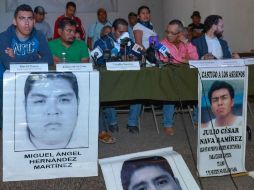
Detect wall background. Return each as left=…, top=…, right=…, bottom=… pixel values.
left=0, top=0, right=253, bottom=52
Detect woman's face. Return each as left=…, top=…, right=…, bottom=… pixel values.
left=138, top=8, right=150, bottom=22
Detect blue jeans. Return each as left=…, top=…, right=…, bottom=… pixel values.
left=128, top=104, right=142, bottom=126
left=103, top=104, right=142, bottom=127
left=104, top=107, right=117, bottom=126
left=163, top=104, right=175, bottom=128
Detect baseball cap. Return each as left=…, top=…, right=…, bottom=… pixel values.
left=191, top=11, right=201, bottom=18
left=34, top=6, right=46, bottom=14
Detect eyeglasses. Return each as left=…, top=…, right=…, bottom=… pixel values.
left=64, top=28, right=76, bottom=34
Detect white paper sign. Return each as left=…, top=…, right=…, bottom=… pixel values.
left=99, top=147, right=200, bottom=190
left=189, top=59, right=245, bottom=68
left=10, top=63, right=49, bottom=72
left=244, top=58, right=254, bottom=65
left=106, top=61, right=140, bottom=71
left=56, top=63, right=93, bottom=72
left=197, top=66, right=248, bottom=177
left=3, top=71, right=99, bottom=181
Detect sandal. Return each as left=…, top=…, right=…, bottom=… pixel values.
left=99, top=131, right=116, bottom=144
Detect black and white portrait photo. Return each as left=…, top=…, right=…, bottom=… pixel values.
left=14, top=72, right=90, bottom=151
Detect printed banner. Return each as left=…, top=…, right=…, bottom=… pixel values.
left=6, top=0, right=118, bottom=12
left=197, top=64, right=248, bottom=177
left=99, top=147, right=200, bottom=190
left=3, top=71, right=99, bottom=181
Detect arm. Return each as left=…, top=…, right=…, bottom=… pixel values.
left=133, top=30, right=145, bottom=49
left=80, top=41, right=90, bottom=63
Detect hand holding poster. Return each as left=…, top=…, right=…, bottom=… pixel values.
left=3, top=71, right=99, bottom=181
left=197, top=63, right=248, bottom=177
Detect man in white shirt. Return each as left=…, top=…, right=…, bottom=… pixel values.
left=192, top=14, right=239, bottom=59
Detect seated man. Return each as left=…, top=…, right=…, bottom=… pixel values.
left=192, top=14, right=239, bottom=59
left=34, top=6, right=52, bottom=41
left=0, top=4, right=53, bottom=129
left=188, top=11, right=204, bottom=40
left=159, top=19, right=198, bottom=135
left=49, top=18, right=89, bottom=64
left=87, top=8, right=112, bottom=50
left=94, top=18, right=141, bottom=141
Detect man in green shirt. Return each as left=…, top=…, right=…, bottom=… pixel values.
left=49, top=17, right=89, bottom=63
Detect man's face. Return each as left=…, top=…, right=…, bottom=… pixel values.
left=166, top=24, right=180, bottom=44
left=128, top=166, right=181, bottom=190
left=60, top=24, right=76, bottom=44
left=98, top=10, right=107, bottom=23
left=214, top=19, right=224, bottom=38
left=113, top=24, right=128, bottom=40
left=66, top=6, right=76, bottom=17
left=34, top=13, right=44, bottom=23
left=211, top=88, right=234, bottom=120
left=192, top=16, right=201, bottom=25
left=13, top=11, right=34, bottom=38
left=25, top=77, right=78, bottom=148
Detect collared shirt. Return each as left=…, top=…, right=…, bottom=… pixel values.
left=160, top=38, right=199, bottom=63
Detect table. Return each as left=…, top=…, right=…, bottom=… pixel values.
left=100, top=65, right=254, bottom=102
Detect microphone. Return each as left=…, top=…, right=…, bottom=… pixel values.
left=90, top=46, right=103, bottom=66
left=111, top=48, right=120, bottom=61
left=118, top=32, right=131, bottom=46
left=103, top=49, right=111, bottom=62
left=131, top=43, right=145, bottom=55
left=155, top=43, right=171, bottom=58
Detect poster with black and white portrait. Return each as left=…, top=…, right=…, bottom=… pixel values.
left=99, top=147, right=200, bottom=190
left=3, top=71, right=99, bottom=181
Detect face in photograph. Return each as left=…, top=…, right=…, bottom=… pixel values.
left=24, top=73, right=79, bottom=149
left=121, top=156, right=181, bottom=190
left=128, top=165, right=181, bottom=190
left=210, top=88, right=234, bottom=120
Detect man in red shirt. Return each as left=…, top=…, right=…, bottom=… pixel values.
left=53, top=1, right=86, bottom=40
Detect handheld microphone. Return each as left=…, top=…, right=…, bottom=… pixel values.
left=155, top=43, right=171, bottom=58
left=103, top=49, right=111, bottom=62
left=131, top=43, right=145, bottom=55
left=90, top=46, right=103, bottom=59
left=118, top=32, right=131, bottom=46
left=111, top=48, right=120, bottom=61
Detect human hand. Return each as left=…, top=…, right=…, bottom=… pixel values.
left=203, top=53, right=216, bottom=60
left=232, top=52, right=240, bottom=59
left=5, top=47, right=15, bottom=58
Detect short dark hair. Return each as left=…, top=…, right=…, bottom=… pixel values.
left=14, top=4, right=33, bottom=18
left=112, top=18, right=128, bottom=30
left=66, top=1, right=76, bottom=9
left=169, top=19, right=184, bottom=32
left=128, top=12, right=137, bottom=18
left=137, top=5, right=150, bottom=15
left=208, top=81, right=235, bottom=103
left=97, top=8, right=107, bottom=15
left=24, top=72, right=79, bottom=105
left=204, top=15, right=222, bottom=33
left=121, top=156, right=177, bottom=190
left=58, top=17, right=77, bottom=30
